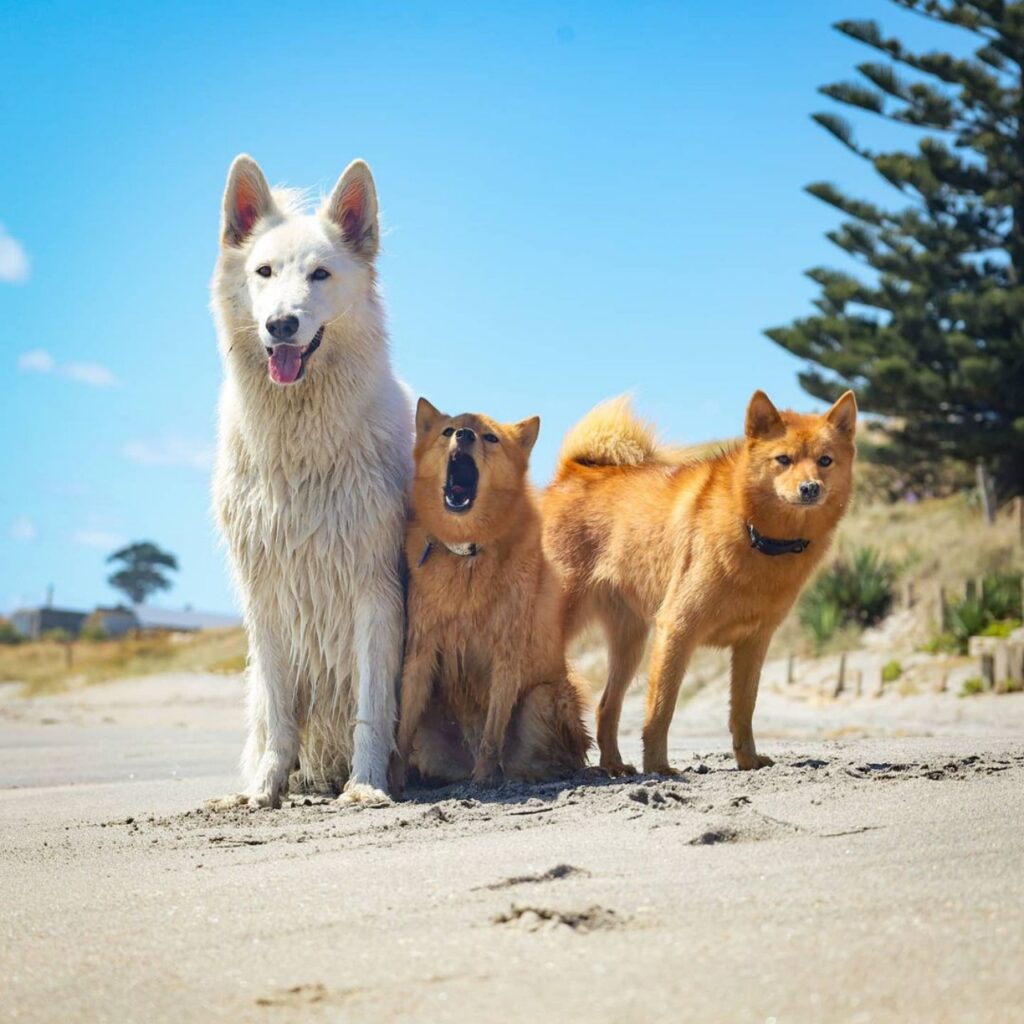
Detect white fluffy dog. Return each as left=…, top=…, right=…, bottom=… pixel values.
left=210, top=155, right=412, bottom=807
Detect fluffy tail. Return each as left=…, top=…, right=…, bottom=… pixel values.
left=556, top=395, right=661, bottom=474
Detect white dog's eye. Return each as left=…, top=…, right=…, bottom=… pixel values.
left=256, top=265, right=272, bottom=278
left=310, top=268, right=331, bottom=281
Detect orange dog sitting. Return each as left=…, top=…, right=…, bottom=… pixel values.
left=395, top=399, right=590, bottom=789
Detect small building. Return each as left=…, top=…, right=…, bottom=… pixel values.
left=132, top=605, right=241, bottom=633
left=83, top=606, right=138, bottom=639
left=10, top=606, right=87, bottom=640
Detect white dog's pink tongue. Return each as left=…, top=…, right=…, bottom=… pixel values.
left=268, top=346, right=303, bottom=384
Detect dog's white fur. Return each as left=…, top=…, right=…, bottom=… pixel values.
left=210, top=155, right=412, bottom=807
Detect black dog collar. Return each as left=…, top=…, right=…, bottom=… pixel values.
left=417, top=538, right=478, bottom=568
left=747, top=521, right=809, bottom=556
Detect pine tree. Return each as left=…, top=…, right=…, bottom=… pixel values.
left=766, top=1, right=1024, bottom=498
left=107, top=541, right=179, bottom=605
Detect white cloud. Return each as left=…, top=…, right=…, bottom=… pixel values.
left=0, top=224, right=29, bottom=284
left=9, top=517, right=37, bottom=542
left=16, top=348, right=119, bottom=387
left=62, top=362, right=119, bottom=387
left=18, top=349, right=55, bottom=373
left=122, top=436, right=213, bottom=472
left=72, top=529, right=126, bottom=550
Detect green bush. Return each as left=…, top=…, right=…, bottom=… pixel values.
left=799, top=547, right=898, bottom=649
left=0, top=619, right=23, bottom=645
left=980, top=572, right=1022, bottom=621
left=79, top=624, right=109, bottom=642
left=881, top=659, right=902, bottom=683
left=960, top=676, right=985, bottom=697
left=40, top=628, right=72, bottom=644
left=943, top=571, right=1023, bottom=653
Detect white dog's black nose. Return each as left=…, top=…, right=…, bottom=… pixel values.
left=266, top=316, right=299, bottom=341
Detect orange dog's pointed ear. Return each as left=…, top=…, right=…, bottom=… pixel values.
left=222, top=155, right=275, bottom=247
left=513, top=416, right=540, bottom=455
left=745, top=391, right=784, bottom=440
left=826, top=390, right=858, bottom=437
left=416, top=397, right=444, bottom=437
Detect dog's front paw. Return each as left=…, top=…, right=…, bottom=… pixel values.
left=598, top=758, right=638, bottom=778
left=735, top=752, right=774, bottom=771
left=338, top=781, right=392, bottom=807
left=205, top=788, right=279, bottom=811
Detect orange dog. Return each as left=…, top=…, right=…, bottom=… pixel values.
left=543, top=390, right=856, bottom=774
left=396, top=399, right=590, bottom=788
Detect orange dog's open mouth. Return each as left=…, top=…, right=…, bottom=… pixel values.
left=444, top=451, right=478, bottom=513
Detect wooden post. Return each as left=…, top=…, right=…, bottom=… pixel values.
left=786, top=652, right=795, bottom=686
left=833, top=653, right=847, bottom=698
left=934, top=583, right=949, bottom=631
left=1015, top=496, right=1024, bottom=548
left=901, top=580, right=916, bottom=609
left=976, top=461, right=996, bottom=525
left=854, top=668, right=863, bottom=697
left=980, top=652, right=995, bottom=690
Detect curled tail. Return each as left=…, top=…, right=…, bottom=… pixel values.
left=555, top=395, right=661, bottom=476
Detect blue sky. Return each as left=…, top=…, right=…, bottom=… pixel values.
left=0, top=0, right=961, bottom=615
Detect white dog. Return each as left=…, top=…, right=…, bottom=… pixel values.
left=210, top=155, right=412, bottom=807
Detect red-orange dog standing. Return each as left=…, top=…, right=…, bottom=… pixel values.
left=543, top=390, right=857, bottom=775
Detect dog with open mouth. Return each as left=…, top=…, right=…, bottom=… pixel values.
left=395, top=399, right=591, bottom=788
left=209, top=155, right=413, bottom=808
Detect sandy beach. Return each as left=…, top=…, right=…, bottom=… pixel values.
left=2, top=669, right=1022, bottom=1024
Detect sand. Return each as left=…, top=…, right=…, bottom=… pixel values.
left=1, top=669, right=1023, bottom=1024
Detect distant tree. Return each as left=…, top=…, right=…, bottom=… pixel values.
left=766, top=1, right=1024, bottom=499
left=107, top=541, right=179, bottom=605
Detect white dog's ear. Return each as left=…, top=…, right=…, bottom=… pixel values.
left=825, top=390, right=858, bottom=437
left=745, top=391, right=785, bottom=440
left=513, top=416, right=541, bottom=456
left=416, top=397, right=444, bottom=437
left=222, top=155, right=275, bottom=247
left=326, top=160, right=379, bottom=259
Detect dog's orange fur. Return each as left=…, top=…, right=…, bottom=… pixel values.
left=543, top=390, right=857, bottom=774
left=396, top=398, right=590, bottom=789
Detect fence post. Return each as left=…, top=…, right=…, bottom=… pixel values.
left=976, top=461, right=996, bottom=525
left=786, top=652, right=795, bottom=686
left=1015, top=496, right=1024, bottom=548
left=834, top=652, right=847, bottom=698
left=934, top=583, right=949, bottom=632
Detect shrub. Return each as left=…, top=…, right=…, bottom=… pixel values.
left=980, top=571, right=1022, bottom=622
left=40, top=628, right=72, bottom=644
left=79, top=623, right=109, bottom=642
left=943, top=571, right=1023, bottom=653
left=0, top=619, right=23, bottom=645
left=881, top=659, right=902, bottom=683
left=799, top=547, right=899, bottom=649
left=960, top=676, right=985, bottom=697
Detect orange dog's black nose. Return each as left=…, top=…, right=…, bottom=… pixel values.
left=799, top=480, right=821, bottom=502
left=455, top=427, right=476, bottom=445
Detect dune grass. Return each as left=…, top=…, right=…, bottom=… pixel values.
left=0, top=628, right=247, bottom=696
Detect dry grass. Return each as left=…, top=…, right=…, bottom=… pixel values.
left=0, top=628, right=247, bottom=696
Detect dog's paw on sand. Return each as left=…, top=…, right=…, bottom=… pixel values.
left=494, top=904, right=624, bottom=934
left=205, top=793, right=276, bottom=812
left=338, top=782, right=392, bottom=807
